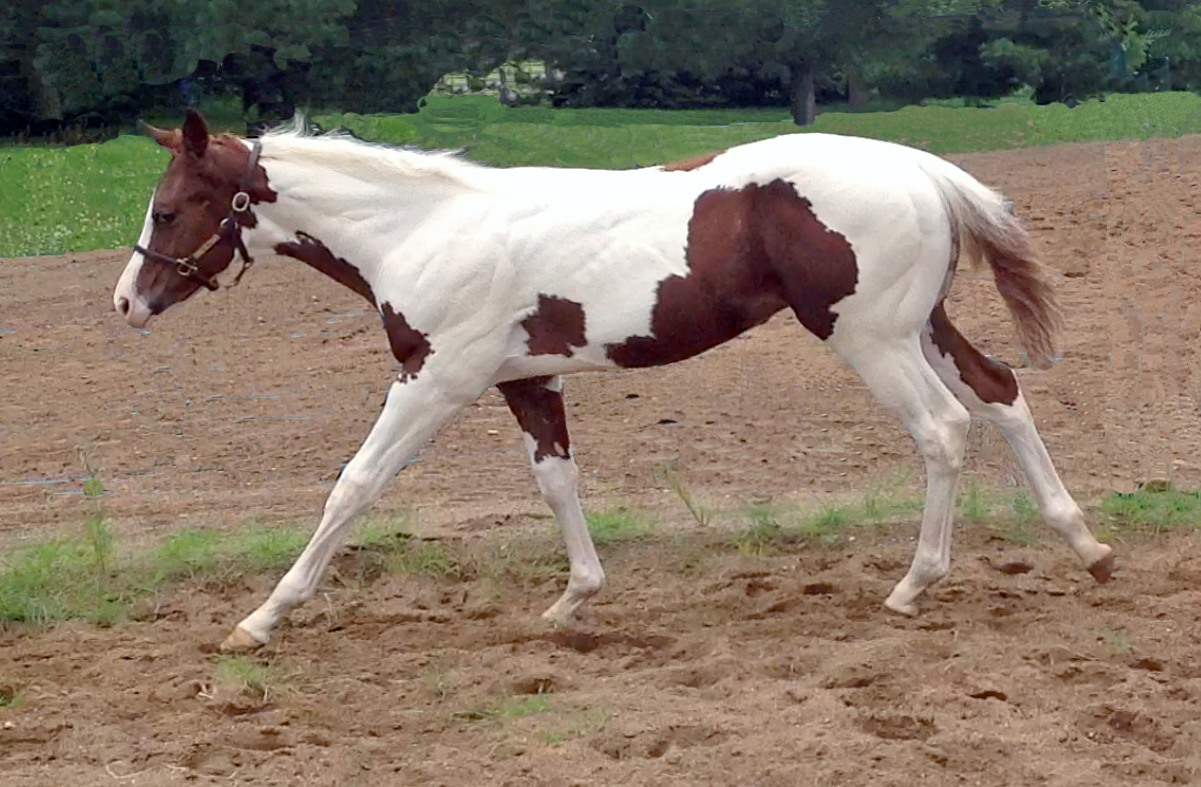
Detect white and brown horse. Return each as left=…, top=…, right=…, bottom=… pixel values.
left=113, top=110, right=1113, bottom=652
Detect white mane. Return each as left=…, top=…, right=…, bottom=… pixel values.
left=257, top=113, right=484, bottom=188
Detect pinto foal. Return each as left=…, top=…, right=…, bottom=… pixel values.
left=113, top=111, right=1113, bottom=652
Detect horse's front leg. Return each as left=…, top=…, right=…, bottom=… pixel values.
left=221, top=374, right=471, bottom=652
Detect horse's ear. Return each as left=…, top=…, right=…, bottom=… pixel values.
left=139, top=119, right=178, bottom=149
left=182, top=109, right=208, bottom=157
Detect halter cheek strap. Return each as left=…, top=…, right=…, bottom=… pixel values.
left=134, top=141, right=263, bottom=291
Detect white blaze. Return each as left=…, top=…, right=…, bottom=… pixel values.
left=113, top=193, right=156, bottom=326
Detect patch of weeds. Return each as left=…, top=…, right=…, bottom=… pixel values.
left=352, top=514, right=414, bottom=549
left=653, top=459, right=713, bottom=527
left=0, top=683, right=25, bottom=708
left=538, top=708, right=609, bottom=744
left=387, top=540, right=459, bottom=578
left=0, top=536, right=125, bottom=625
left=993, top=487, right=1039, bottom=546
left=420, top=658, right=460, bottom=703
left=732, top=505, right=797, bottom=556
left=798, top=504, right=854, bottom=545
left=455, top=692, right=551, bottom=722
left=1098, top=624, right=1132, bottom=656
left=1101, top=483, right=1201, bottom=534
left=329, top=516, right=416, bottom=584
left=212, top=655, right=289, bottom=702
left=957, top=476, right=992, bottom=523
left=230, top=525, right=310, bottom=575
left=140, top=524, right=308, bottom=587
left=586, top=507, right=655, bottom=546
left=143, top=529, right=222, bottom=583
left=861, top=471, right=922, bottom=525
left=478, top=537, right=569, bottom=588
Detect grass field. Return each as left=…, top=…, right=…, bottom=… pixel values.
left=4, top=91, right=1201, bottom=257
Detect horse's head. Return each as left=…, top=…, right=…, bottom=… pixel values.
left=113, top=110, right=275, bottom=327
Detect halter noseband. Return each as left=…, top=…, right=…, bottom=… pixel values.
left=134, top=141, right=263, bottom=292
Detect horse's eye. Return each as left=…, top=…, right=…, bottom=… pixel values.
left=153, top=210, right=176, bottom=226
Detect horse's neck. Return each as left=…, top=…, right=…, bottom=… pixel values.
left=255, top=158, right=468, bottom=295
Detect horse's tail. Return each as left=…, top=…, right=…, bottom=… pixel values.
left=917, top=156, right=1063, bottom=370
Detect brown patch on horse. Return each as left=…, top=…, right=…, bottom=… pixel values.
left=606, top=179, right=857, bottom=367
left=381, top=302, right=433, bottom=382
left=523, top=295, right=587, bottom=356
left=498, top=377, right=571, bottom=462
left=927, top=302, right=1018, bottom=405
left=662, top=150, right=724, bottom=172
left=274, top=232, right=376, bottom=306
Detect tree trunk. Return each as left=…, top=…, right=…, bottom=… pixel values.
left=788, top=60, right=817, bottom=126
left=846, top=66, right=865, bottom=110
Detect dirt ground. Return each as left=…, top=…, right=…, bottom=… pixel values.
left=3, top=136, right=1201, bottom=785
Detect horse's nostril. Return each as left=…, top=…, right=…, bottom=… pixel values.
left=117, top=297, right=130, bottom=316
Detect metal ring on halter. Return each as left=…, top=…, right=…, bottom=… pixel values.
left=231, top=192, right=251, bottom=212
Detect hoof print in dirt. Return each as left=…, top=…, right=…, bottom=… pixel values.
left=1129, top=656, right=1165, bottom=672
left=859, top=713, right=937, bottom=741
left=980, top=556, right=1034, bottom=575
left=1077, top=705, right=1174, bottom=752
left=593, top=724, right=728, bottom=760
left=508, top=674, right=567, bottom=695
left=549, top=630, right=674, bottom=655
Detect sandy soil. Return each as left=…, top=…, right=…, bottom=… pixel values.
left=3, top=136, right=1201, bottom=785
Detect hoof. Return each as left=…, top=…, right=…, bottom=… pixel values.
left=219, top=626, right=265, bottom=653
left=1087, top=549, right=1116, bottom=584
left=883, top=597, right=920, bottom=617
left=540, top=607, right=579, bottom=629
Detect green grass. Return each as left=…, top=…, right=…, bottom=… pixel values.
left=1097, top=624, right=1132, bottom=656
left=6, top=90, right=1201, bottom=258
left=0, top=683, right=25, bottom=709
left=453, top=692, right=551, bottom=723
left=212, top=655, right=291, bottom=701
left=957, top=476, right=993, bottom=524
left=1100, top=484, right=1201, bottom=533
left=538, top=708, right=609, bottom=744
left=387, top=539, right=460, bottom=578
left=732, top=483, right=923, bottom=555
left=0, top=521, right=312, bottom=626
left=733, top=505, right=796, bottom=556
left=477, top=538, right=570, bottom=587
left=585, top=507, right=655, bottom=545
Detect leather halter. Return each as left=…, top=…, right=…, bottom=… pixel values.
left=134, top=141, right=263, bottom=291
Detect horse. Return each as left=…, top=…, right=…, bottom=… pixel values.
left=113, top=110, right=1114, bottom=653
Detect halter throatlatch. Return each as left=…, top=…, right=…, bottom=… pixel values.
left=134, top=141, right=263, bottom=291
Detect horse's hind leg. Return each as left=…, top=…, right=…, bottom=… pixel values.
left=832, top=334, right=973, bottom=615
left=498, top=376, right=605, bottom=625
left=920, top=303, right=1113, bottom=579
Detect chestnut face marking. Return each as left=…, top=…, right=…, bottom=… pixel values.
left=606, top=178, right=858, bottom=368
left=381, top=302, right=433, bottom=382
left=927, top=302, right=1019, bottom=405
left=274, top=231, right=377, bottom=307
left=522, top=294, right=587, bottom=356
left=661, top=150, right=724, bottom=172
left=497, top=376, right=571, bottom=462
left=134, top=111, right=277, bottom=315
